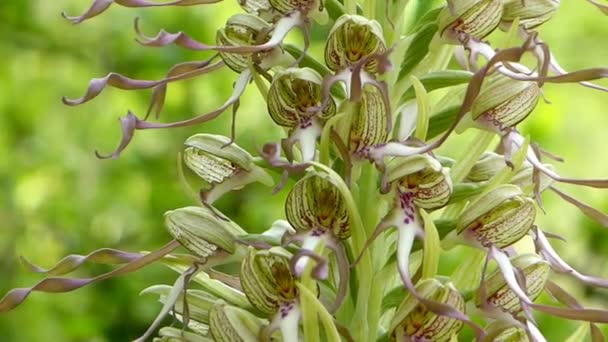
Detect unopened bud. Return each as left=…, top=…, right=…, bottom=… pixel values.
left=466, top=152, right=506, bottom=183
left=438, top=0, right=504, bottom=43
left=389, top=278, right=465, bottom=341
left=477, top=253, right=550, bottom=314
left=164, top=206, right=245, bottom=259
left=501, top=0, right=560, bottom=30
left=286, top=174, right=350, bottom=239
left=267, top=67, right=336, bottom=129
left=240, top=247, right=297, bottom=315
left=457, top=184, right=536, bottom=248
left=388, top=155, right=453, bottom=209
left=485, top=321, right=529, bottom=342
left=324, top=15, right=386, bottom=72
left=209, top=301, right=265, bottom=342
left=216, top=14, right=273, bottom=72
left=471, top=74, right=540, bottom=132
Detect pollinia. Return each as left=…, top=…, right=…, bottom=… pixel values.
left=3, top=0, right=608, bottom=341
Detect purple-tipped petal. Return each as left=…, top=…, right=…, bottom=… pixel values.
left=96, top=70, right=250, bottom=159
left=20, top=248, right=141, bottom=276
left=62, top=59, right=222, bottom=107
left=62, top=0, right=221, bottom=24
left=0, top=240, right=180, bottom=313
left=95, top=111, right=138, bottom=159
left=135, top=11, right=307, bottom=54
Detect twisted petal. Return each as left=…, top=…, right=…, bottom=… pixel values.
left=550, top=186, right=608, bottom=228
left=62, top=0, right=222, bottom=24
left=135, top=11, right=308, bottom=54
left=20, top=248, right=141, bottom=276
left=63, top=59, right=223, bottom=107
left=509, top=132, right=608, bottom=189
left=534, top=229, right=608, bottom=288
left=96, top=69, right=251, bottom=159
left=545, top=281, right=605, bottom=342
left=0, top=240, right=180, bottom=313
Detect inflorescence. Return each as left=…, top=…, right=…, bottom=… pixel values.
left=3, top=0, right=608, bottom=341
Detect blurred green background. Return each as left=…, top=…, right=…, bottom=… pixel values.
left=0, top=1, right=606, bottom=341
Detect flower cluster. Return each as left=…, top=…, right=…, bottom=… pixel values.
left=2, top=0, right=608, bottom=341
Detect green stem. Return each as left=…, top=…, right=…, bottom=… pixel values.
left=344, top=0, right=357, bottom=14
left=367, top=261, right=396, bottom=341
left=364, top=0, right=375, bottom=18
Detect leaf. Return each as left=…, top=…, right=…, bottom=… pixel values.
left=397, top=23, right=438, bottom=81
left=420, top=210, right=441, bottom=279
left=427, top=105, right=459, bottom=139
left=296, top=283, right=341, bottom=342
left=410, top=75, right=430, bottom=141
left=401, top=70, right=473, bottom=102
left=564, top=324, right=588, bottom=342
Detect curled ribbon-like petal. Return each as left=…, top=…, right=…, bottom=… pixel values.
left=62, top=0, right=222, bottom=24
